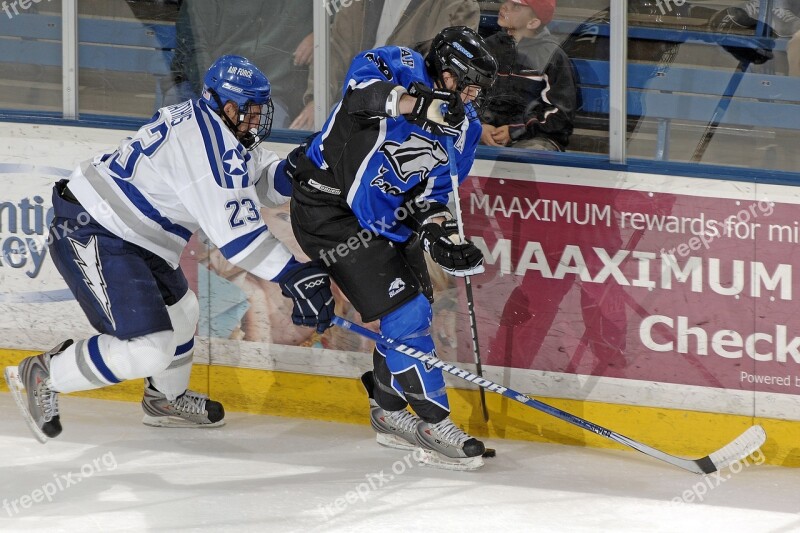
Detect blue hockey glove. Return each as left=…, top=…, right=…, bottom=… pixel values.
left=420, top=220, right=484, bottom=277
left=277, top=260, right=335, bottom=333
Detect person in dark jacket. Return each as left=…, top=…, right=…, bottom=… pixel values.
left=481, top=0, right=577, bottom=151
left=167, top=0, right=313, bottom=128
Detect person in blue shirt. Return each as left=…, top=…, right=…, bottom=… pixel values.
left=286, top=26, right=497, bottom=470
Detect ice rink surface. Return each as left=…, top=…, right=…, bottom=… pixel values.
left=0, top=393, right=798, bottom=533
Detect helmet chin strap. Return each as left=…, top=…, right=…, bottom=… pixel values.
left=209, top=89, right=246, bottom=139
left=206, top=88, right=270, bottom=150
left=439, top=69, right=470, bottom=97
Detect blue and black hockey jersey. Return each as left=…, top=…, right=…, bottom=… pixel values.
left=305, top=45, right=482, bottom=242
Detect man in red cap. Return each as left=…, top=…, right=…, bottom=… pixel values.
left=480, top=0, right=576, bottom=151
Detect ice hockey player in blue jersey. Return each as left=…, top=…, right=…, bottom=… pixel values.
left=288, top=27, right=497, bottom=470
left=4, top=55, right=335, bottom=442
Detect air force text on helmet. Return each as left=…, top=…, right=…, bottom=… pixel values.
left=227, top=66, right=254, bottom=79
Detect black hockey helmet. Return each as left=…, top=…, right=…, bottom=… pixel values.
left=425, top=26, right=498, bottom=94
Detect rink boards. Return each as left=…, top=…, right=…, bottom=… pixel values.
left=1, top=123, right=798, bottom=467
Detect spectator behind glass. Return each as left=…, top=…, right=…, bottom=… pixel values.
left=289, top=0, right=480, bottom=130
left=167, top=0, right=313, bottom=128
left=481, top=0, right=576, bottom=151
left=711, top=1, right=800, bottom=75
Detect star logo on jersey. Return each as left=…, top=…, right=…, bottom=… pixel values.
left=222, top=149, right=247, bottom=176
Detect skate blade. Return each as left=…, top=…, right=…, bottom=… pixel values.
left=142, top=414, right=225, bottom=428
left=415, top=449, right=485, bottom=471
left=4, top=366, right=49, bottom=444
left=376, top=432, right=417, bottom=451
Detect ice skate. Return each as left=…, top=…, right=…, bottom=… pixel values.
left=362, top=371, right=420, bottom=450
left=370, top=406, right=421, bottom=451
left=4, top=340, right=73, bottom=443
left=415, top=417, right=486, bottom=471
left=141, top=379, right=225, bottom=428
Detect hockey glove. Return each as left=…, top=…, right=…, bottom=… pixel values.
left=284, top=132, right=320, bottom=180
left=405, top=82, right=463, bottom=137
left=420, top=220, right=484, bottom=277
left=277, top=260, right=335, bottom=333
left=273, top=143, right=306, bottom=196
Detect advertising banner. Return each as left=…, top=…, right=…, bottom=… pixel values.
left=462, top=175, right=799, bottom=395
left=4, top=124, right=800, bottom=420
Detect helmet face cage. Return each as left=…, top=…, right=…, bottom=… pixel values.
left=439, top=49, right=492, bottom=119
left=202, top=55, right=274, bottom=150
left=237, top=98, right=274, bottom=150
left=427, top=27, right=498, bottom=120
left=205, top=89, right=275, bottom=150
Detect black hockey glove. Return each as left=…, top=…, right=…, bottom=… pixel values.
left=273, top=143, right=307, bottom=197
left=276, top=260, right=334, bottom=333
left=420, top=220, right=484, bottom=277
left=284, top=132, right=320, bottom=180
left=283, top=145, right=304, bottom=181
left=405, top=82, right=464, bottom=137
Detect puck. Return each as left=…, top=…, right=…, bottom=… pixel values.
left=482, top=448, right=496, bottom=458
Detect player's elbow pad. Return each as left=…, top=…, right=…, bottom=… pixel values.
left=348, top=82, right=407, bottom=118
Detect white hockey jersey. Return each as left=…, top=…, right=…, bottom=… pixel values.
left=66, top=99, right=294, bottom=281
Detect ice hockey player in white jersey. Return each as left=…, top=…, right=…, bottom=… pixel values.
left=3, top=55, right=335, bottom=442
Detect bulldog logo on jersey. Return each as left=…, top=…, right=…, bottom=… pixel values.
left=388, top=277, right=406, bottom=298
left=380, top=134, right=448, bottom=183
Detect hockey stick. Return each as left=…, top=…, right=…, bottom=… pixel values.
left=690, top=63, right=747, bottom=162
left=446, top=136, right=489, bottom=422
left=692, top=3, right=773, bottom=162
left=333, top=315, right=767, bottom=474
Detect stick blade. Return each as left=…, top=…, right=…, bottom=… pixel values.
left=702, top=425, right=766, bottom=473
